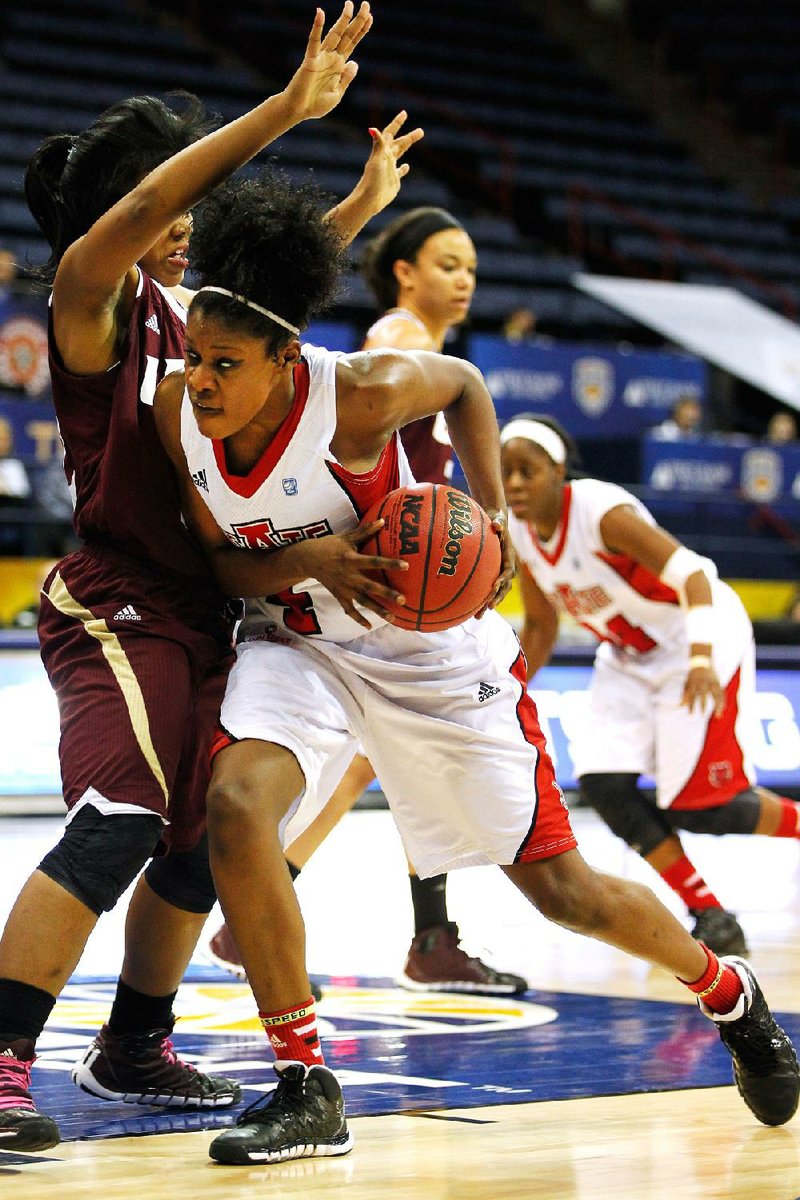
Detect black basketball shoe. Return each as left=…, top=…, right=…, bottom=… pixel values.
left=0, top=1040, right=60, bottom=1151
left=690, top=908, right=748, bottom=957
left=208, top=1062, right=354, bottom=1165
left=71, top=1021, right=241, bottom=1108
left=699, top=956, right=800, bottom=1126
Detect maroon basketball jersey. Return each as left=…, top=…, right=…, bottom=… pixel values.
left=49, top=271, right=209, bottom=579
left=400, top=415, right=452, bottom=486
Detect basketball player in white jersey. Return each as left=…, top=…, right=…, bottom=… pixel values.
left=151, top=174, right=798, bottom=1165
left=207, top=205, right=527, bottom=996
left=501, top=414, right=800, bottom=956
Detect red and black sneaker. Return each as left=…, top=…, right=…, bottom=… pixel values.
left=71, top=1021, right=241, bottom=1108
left=0, top=1039, right=60, bottom=1151
left=398, top=923, right=528, bottom=996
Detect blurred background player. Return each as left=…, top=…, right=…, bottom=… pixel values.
left=209, top=205, right=527, bottom=997
left=501, top=413, right=800, bottom=955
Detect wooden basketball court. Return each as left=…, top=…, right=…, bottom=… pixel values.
left=2, top=807, right=800, bottom=1200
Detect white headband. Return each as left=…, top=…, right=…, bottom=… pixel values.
left=500, top=418, right=567, bottom=464
left=196, top=286, right=301, bottom=336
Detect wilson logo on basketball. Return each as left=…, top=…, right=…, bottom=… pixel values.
left=398, top=493, right=423, bottom=555
left=438, top=491, right=474, bottom=576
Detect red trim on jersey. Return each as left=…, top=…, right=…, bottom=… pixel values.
left=510, top=650, right=578, bottom=863
left=327, top=433, right=401, bottom=519
left=209, top=728, right=237, bottom=765
left=669, top=667, right=750, bottom=810
left=211, top=360, right=311, bottom=499
left=530, top=484, right=572, bottom=567
left=594, top=551, right=680, bottom=605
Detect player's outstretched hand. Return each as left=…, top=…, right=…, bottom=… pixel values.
left=284, top=3, right=373, bottom=122
left=360, top=112, right=425, bottom=215
left=682, top=662, right=725, bottom=715
left=477, top=511, right=516, bottom=617
left=306, top=520, right=408, bottom=629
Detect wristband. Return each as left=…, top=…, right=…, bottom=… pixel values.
left=660, top=545, right=717, bottom=601
left=688, top=655, right=712, bottom=670
left=685, top=604, right=714, bottom=647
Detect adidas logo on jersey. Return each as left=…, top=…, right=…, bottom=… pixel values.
left=145, top=313, right=161, bottom=334
left=192, top=468, right=209, bottom=492
left=477, top=682, right=500, bottom=703
left=113, top=605, right=141, bottom=621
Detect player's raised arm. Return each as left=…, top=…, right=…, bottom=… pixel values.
left=325, top=112, right=424, bottom=246
left=55, top=3, right=372, bottom=311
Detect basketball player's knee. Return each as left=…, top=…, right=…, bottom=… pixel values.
left=38, top=805, right=163, bottom=916
left=579, top=773, right=672, bottom=856
left=671, top=789, right=760, bottom=836
left=206, top=774, right=279, bottom=865
left=144, top=832, right=216, bottom=914
left=522, top=863, right=586, bottom=929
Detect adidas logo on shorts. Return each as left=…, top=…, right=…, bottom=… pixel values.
left=113, top=605, right=141, bottom=621
left=145, top=313, right=161, bottom=334
left=477, top=681, right=500, bottom=703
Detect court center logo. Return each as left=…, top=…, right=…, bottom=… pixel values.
left=47, top=980, right=558, bottom=1043
left=572, top=357, right=614, bottom=417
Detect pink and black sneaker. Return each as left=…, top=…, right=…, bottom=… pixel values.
left=0, top=1039, right=60, bottom=1151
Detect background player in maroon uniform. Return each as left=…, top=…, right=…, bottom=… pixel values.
left=0, top=3, right=375, bottom=1153
left=209, top=206, right=527, bottom=996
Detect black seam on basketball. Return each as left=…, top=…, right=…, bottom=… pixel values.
left=426, top=495, right=498, bottom=617
left=417, top=484, right=438, bottom=632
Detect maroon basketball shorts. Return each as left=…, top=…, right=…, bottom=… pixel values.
left=38, top=547, right=235, bottom=852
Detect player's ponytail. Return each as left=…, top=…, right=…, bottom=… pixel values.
left=24, top=135, right=76, bottom=280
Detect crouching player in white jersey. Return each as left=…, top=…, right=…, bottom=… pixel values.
left=501, top=413, right=800, bottom=959
left=153, top=176, right=799, bottom=1165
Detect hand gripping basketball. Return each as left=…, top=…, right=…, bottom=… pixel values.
left=361, top=483, right=502, bottom=631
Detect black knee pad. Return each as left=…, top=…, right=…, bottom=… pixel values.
left=144, top=832, right=216, bottom=914
left=579, top=773, right=675, bottom=857
left=670, top=788, right=761, bottom=836
left=38, top=805, right=163, bottom=916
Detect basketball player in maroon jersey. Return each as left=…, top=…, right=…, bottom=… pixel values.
left=157, top=173, right=797, bottom=1163
left=0, top=4, right=380, bottom=1153
left=209, top=206, right=527, bottom=996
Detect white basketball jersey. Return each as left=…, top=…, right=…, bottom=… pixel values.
left=510, top=478, right=719, bottom=655
left=180, top=342, right=413, bottom=644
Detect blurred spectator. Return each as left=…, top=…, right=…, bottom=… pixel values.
left=0, top=414, right=32, bottom=555
left=765, top=410, right=798, bottom=446
left=31, top=455, right=77, bottom=557
left=0, top=415, right=31, bottom=503
left=0, top=249, right=19, bottom=327
left=651, top=394, right=703, bottom=441
left=502, top=306, right=538, bottom=344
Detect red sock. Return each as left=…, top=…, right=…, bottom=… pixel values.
left=660, top=855, right=721, bottom=912
left=259, top=996, right=322, bottom=1067
left=774, top=799, right=800, bottom=838
left=681, top=945, right=744, bottom=1015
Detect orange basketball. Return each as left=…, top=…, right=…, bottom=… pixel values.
left=361, top=483, right=502, bottom=631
